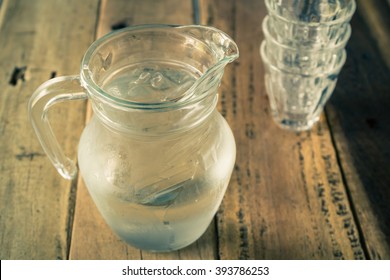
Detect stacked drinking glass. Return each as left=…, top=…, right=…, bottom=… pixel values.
left=260, top=0, right=356, bottom=131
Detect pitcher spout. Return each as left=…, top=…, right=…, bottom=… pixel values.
left=176, top=25, right=239, bottom=102
left=178, top=25, right=239, bottom=67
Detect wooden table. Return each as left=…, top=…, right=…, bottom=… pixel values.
left=1, top=0, right=389, bottom=260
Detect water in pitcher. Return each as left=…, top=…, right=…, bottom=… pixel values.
left=102, top=61, right=201, bottom=103
left=78, top=62, right=236, bottom=251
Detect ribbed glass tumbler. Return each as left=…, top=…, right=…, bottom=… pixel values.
left=260, top=0, right=356, bottom=131
left=260, top=41, right=346, bottom=131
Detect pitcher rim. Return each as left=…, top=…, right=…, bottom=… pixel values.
left=80, top=24, right=239, bottom=110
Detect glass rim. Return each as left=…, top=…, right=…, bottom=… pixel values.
left=259, top=40, right=347, bottom=76
left=264, top=0, right=356, bottom=27
left=80, top=24, right=238, bottom=110
left=262, top=15, right=351, bottom=52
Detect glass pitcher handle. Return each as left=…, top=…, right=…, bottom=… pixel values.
left=28, top=75, right=88, bottom=180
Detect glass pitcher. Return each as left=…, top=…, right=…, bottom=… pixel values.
left=28, top=25, right=239, bottom=251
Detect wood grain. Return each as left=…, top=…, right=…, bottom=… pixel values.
left=355, top=0, right=390, bottom=68
left=325, top=0, right=390, bottom=259
left=0, top=0, right=99, bottom=259
left=1, top=0, right=389, bottom=260
left=69, top=0, right=218, bottom=260
left=199, top=0, right=366, bottom=259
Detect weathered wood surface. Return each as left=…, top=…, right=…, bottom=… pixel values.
left=325, top=0, right=390, bottom=259
left=199, top=0, right=365, bottom=260
left=0, top=0, right=99, bottom=259
left=1, top=0, right=389, bottom=260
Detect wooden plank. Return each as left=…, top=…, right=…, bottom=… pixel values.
left=199, top=0, right=366, bottom=259
left=355, top=0, right=390, bottom=68
left=0, top=0, right=99, bottom=259
left=96, top=0, right=195, bottom=38
left=70, top=0, right=217, bottom=260
left=325, top=0, right=390, bottom=259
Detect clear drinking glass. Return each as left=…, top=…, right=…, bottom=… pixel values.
left=260, top=41, right=346, bottom=131
left=262, top=15, right=349, bottom=75
left=265, top=0, right=356, bottom=47
left=29, top=25, right=239, bottom=251
left=265, top=0, right=356, bottom=23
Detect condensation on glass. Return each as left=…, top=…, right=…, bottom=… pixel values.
left=28, top=25, right=239, bottom=251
